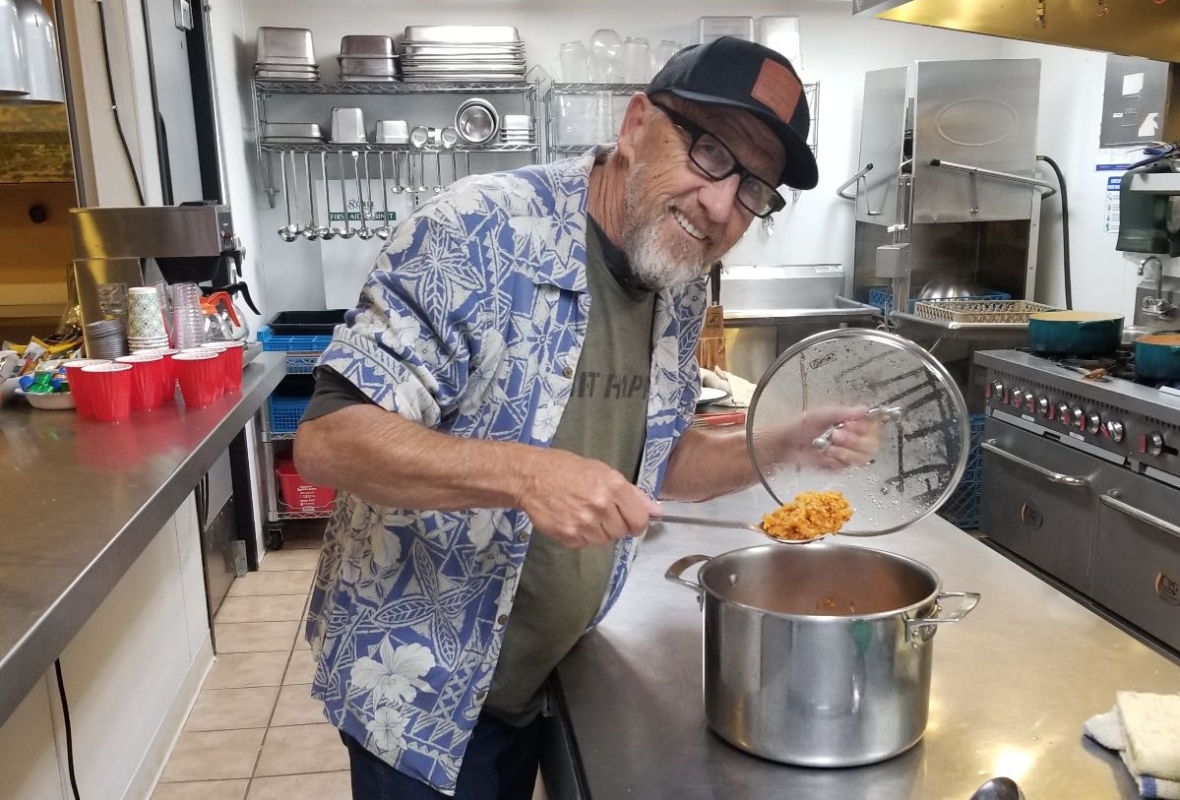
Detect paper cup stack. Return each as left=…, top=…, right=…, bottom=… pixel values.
left=85, top=319, right=129, bottom=360
left=127, top=286, right=170, bottom=351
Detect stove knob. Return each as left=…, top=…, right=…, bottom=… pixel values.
left=1024, top=392, right=1036, bottom=410
left=1087, top=412, right=1102, bottom=435
left=1106, top=420, right=1125, bottom=443
left=1141, top=432, right=1165, bottom=457
left=987, top=380, right=1004, bottom=400
left=1057, top=403, right=1071, bottom=426
left=1072, top=407, right=1086, bottom=431
left=1036, top=396, right=1051, bottom=418
left=1010, top=387, right=1024, bottom=409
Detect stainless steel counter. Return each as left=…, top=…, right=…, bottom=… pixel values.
left=0, top=352, right=285, bottom=725
left=550, top=488, right=1180, bottom=799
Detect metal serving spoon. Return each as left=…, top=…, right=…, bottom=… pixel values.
left=276, top=151, right=299, bottom=242
left=336, top=152, right=355, bottom=240
left=969, top=777, right=1024, bottom=800
left=354, top=151, right=374, bottom=240
left=652, top=513, right=827, bottom=545
left=318, top=152, right=335, bottom=240
left=301, top=152, right=318, bottom=241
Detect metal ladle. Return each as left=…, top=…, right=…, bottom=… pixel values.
left=374, top=152, right=392, bottom=240
left=440, top=127, right=460, bottom=187
left=409, top=126, right=430, bottom=194
left=354, top=151, right=374, bottom=240
left=276, top=151, right=300, bottom=242
left=336, top=151, right=355, bottom=240
left=301, top=152, right=319, bottom=241
left=969, top=778, right=1024, bottom=800
left=318, top=152, right=335, bottom=240
left=390, top=150, right=404, bottom=194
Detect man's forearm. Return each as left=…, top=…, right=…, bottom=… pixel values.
left=293, top=404, right=537, bottom=510
left=658, top=425, right=759, bottom=502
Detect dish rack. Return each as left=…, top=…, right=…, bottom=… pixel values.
left=912, top=299, right=1057, bottom=325
left=256, top=311, right=344, bottom=549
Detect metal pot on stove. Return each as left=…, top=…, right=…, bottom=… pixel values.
left=666, top=544, right=978, bottom=766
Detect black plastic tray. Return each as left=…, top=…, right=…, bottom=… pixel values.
left=267, top=309, right=349, bottom=335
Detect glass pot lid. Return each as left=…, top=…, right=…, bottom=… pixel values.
left=746, top=329, right=970, bottom=536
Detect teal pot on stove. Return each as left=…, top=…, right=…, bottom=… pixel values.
left=1028, top=311, right=1124, bottom=356
left=1135, top=333, right=1180, bottom=380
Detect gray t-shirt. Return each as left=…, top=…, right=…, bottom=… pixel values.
left=483, top=219, right=655, bottom=726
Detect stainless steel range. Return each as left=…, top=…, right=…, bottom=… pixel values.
left=975, top=349, right=1180, bottom=655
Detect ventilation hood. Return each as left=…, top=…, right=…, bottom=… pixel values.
left=853, top=0, right=1180, bottom=64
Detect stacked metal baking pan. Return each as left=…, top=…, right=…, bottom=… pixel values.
left=337, top=35, right=400, bottom=82
left=255, top=27, right=320, bottom=82
left=399, top=25, right=526, bottom=83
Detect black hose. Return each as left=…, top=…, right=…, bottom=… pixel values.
left=95, top=0, right=146, bottom=205
left=1037, top=155, right=1071, bottom=311
left=54, top=660, right=83, bottom=800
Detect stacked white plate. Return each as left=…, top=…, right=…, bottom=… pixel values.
left=400, top=25, right=526, bottom=83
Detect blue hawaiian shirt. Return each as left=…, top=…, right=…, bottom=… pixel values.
left=306, top=150, right=706, bottom=794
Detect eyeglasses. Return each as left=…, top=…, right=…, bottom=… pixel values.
left=649, top=100, right=786, bottom=219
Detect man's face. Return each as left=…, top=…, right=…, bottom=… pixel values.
left=618, top=95, right=787, bottom=290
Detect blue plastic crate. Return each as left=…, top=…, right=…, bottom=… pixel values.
left=258, top=325, right=333, bottom=354
left=868, top=289, right=1012, bottom=317
left=938, top=413, right=987, bottom=530
left=269, top=395, right=312, bottom=434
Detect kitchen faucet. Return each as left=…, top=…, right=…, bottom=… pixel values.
left=1139, top=256, right=1176, bottom=319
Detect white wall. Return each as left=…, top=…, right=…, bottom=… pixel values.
left=1000, top=38, right=1178, bottom=320
left=232, top=0, right=1007, bottom=316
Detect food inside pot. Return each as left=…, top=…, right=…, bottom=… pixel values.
left=1140, top=333, right=1180, bottom=345
left=761, top=491, right=853, bottom=541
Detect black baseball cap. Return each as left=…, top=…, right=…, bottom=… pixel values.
left=646, top=37, right=818, bottom=191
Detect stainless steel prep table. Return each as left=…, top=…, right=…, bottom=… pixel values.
left=0, top=351, right=285, bottom=725
left=547, top=487, right=1180, bottom=800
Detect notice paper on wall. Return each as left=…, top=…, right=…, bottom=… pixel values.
left=1104, top=174, right=1122, bottom=234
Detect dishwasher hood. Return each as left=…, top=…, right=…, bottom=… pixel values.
left=853, top=0, right=1180, bottom=65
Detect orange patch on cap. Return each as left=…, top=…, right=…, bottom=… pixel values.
left=750, top=58, right=801, bottom=124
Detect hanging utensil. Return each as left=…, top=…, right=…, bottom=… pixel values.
left=336, top=151, right=355, bottom=240
left=301, top=152, right=319, bottom=241
left=276, top=151, right=299, bottom=242
left=440, top=126, right=460, bottom=187
left=318, top=152, right=335, bottom=240
left=375, top=152, right=392, bottom=240
left=409, top=126, right=430, bottom=194
left=354, top=150, right=374, bottom=240
left=390, top=149, right=404, bottom=194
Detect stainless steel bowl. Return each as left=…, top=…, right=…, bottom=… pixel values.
left=454, top=98, right=499, bottom=146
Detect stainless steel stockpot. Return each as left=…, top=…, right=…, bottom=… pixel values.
left=666, top=543, right=978, bottom=767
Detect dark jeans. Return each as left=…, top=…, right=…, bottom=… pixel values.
left=342, top=711, right=541, bottom=800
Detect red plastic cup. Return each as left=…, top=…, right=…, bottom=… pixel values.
left=202, top=341, right=245, bottom=393
left=135, top=347, right=180, bottom=404
left=61, top=359, right=112, bottom=418
left=174, top=350, right=222, bottom=408
left=116, top=354, right=165, bottom=410
left=82, top=363, right=133, bottom=422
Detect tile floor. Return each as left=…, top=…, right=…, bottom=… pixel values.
left=152, top=522, right=545, bottom=800
left=151, top=523, right=350, bottom=800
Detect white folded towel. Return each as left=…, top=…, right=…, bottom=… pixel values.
left=1084, top=695, right=1180, bottom=800
left=1118, top=692, right=1180, bottom=781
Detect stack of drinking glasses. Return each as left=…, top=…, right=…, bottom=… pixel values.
left=170, top=283, right=206, bottom=350
left=127, top=286, right=170, bottom=351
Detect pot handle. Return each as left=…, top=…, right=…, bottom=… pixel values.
left=664, top=554, right=711, bottom=595
left=905, top=591, right=980, bottom=643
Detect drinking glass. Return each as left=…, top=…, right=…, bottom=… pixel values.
left=652, top=40, right=682, bottom=74
left=558, top=41, right=590, bottom=82
left=623, top=37, right=650, bottom=83
left=589, top=29, right=622, bottom=83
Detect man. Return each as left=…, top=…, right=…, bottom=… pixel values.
left=294, top=37, right=875, bottom=800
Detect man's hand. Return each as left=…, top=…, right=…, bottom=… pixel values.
left=516, top=449, right=659, bottom=550
left=765, top=405, right=883, bottom=471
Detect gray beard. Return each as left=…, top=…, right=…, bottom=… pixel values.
left=620, top=166, right=711, bottom=290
